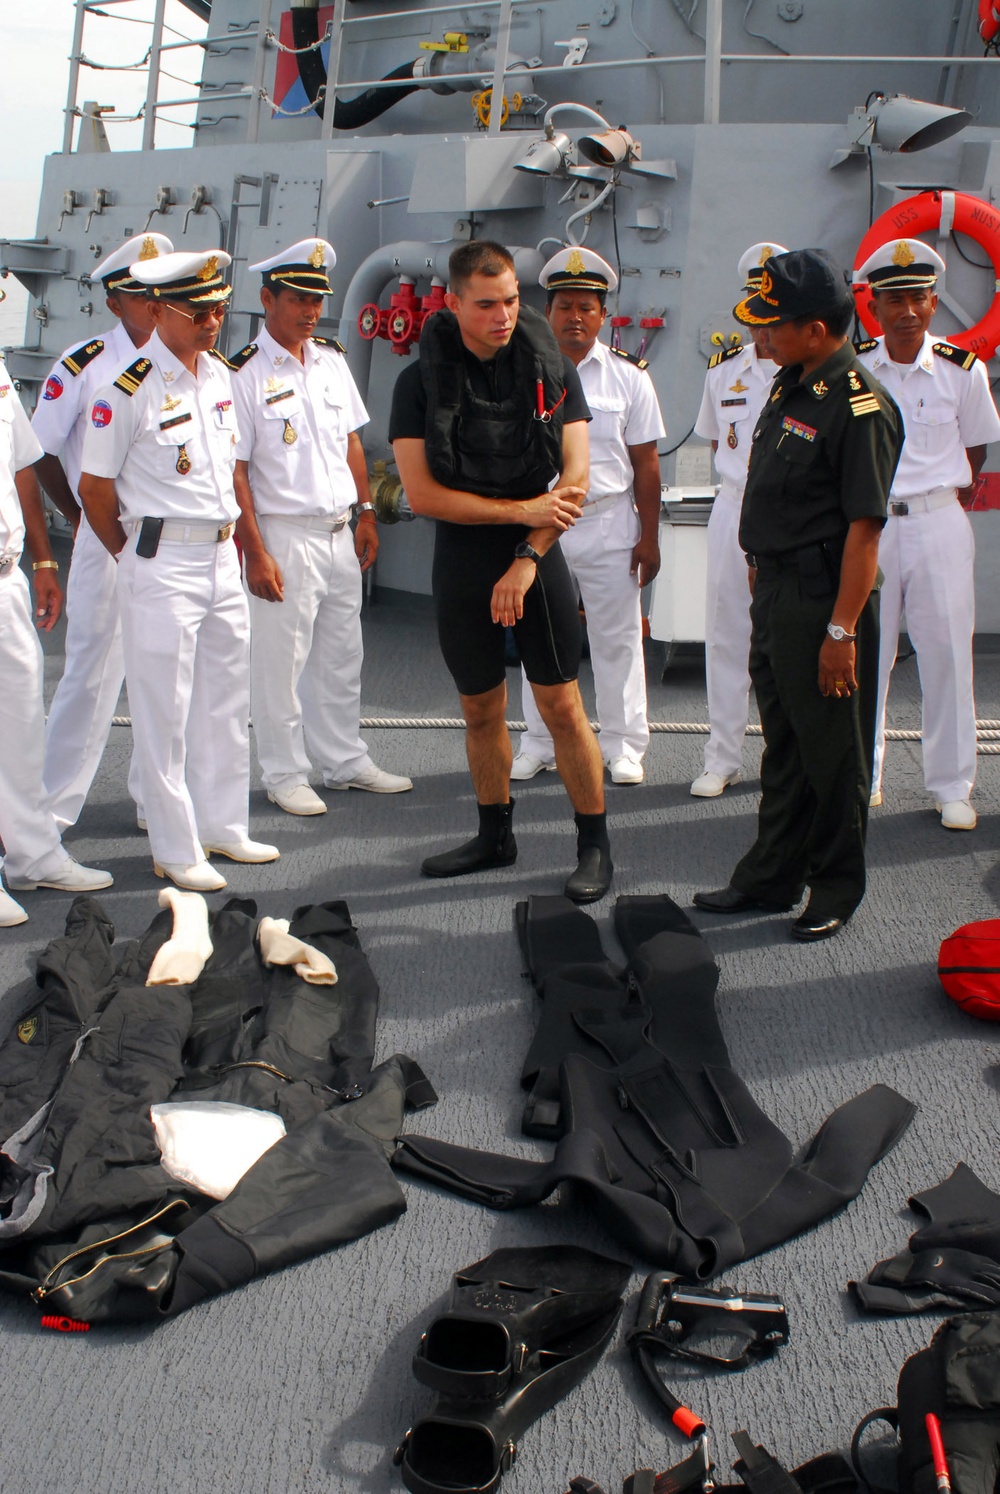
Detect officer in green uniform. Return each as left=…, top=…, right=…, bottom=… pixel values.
left=693, top=248, right=903, bottom=941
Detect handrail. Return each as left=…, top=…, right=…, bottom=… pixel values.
left=61, top=0, right=997, bottom=156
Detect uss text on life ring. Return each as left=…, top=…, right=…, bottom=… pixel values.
left=852, top=190, right=1000, bottom=359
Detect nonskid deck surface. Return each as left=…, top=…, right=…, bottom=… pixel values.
left=3, top=561, right=999, bottom=1494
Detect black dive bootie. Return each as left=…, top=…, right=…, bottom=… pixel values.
left=412, top=1245, right=631, bottom=1399
left=421, top=801, right=517, bottom=878
left=564, top=811, right=613, bottom=903
left=397, top=1246, right=629, bottom=1494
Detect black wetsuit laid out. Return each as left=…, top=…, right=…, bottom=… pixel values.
left=394, top=894, right=915, bottom=1276
left=388, top=307, right=591, bottom=696
left=0, top=895, right=434, bottom=1322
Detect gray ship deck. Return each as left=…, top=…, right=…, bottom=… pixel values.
left=3, top=547, right=1000, bottom=1494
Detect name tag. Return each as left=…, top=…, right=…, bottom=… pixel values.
left=160, top=411, right=192, bottom=431
left=265, top=388, right=294, bottom=406
left=781, top=416, right=817, bottom=443
left=721, top=397, right=747, bottom=408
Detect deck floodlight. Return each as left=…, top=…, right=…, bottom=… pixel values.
left=849, top=93, right=972, bottom=154
left=514, top=129, right=573, bottom=176
left=577, top=127, right=637, bottom=169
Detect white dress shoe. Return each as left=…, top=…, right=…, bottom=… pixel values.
left=938, top=799, right=977, bottom=831
left=154, top=860, right=228, bottom=892
left=869, top=788, right=882, bottom=808
left=267, top=784, right=327, bottom=816
left=137, top=814, right=148, bottom=831
left=690, top=770, right=739, bottom=798
left=7, top=858, right=114, bottom=893
left=327, top=763, right=413, bottom=793
left=0, top=887, right=28, bottom=926
left=510, top=752, right=555, bottom=781
left=202, top=839, right=281, bottom=863
left=608, top=755, right=644, bottom=785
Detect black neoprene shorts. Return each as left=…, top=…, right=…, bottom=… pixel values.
left=432, top=522, right=582, bottom=697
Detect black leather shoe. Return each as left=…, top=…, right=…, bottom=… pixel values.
left=790, top=910, right=846, bottom=942
left=692, top=885, right=791, bottom=914
left=564, top=846, right=613, bottom=904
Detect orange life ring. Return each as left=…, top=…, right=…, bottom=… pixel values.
left=980, top=0, right=1000, bottom=43
left=852, top=190, right=1000, bottom=359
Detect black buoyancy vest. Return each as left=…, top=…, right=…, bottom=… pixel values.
left=419, top=304, right=566, bottom=497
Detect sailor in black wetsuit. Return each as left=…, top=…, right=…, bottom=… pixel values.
left=390, top=240, right=613, bottom=903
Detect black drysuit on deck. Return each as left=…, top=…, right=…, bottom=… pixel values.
left=394, top=894, right=915, bottom=1277
left=0, top=895, right=434, bottom=1323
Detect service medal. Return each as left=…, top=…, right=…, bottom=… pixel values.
left=176, top=444, right=192, bottom=475
left=282, top=419, right=297, bottom=446
left=727, top=422, right=739, bottom=449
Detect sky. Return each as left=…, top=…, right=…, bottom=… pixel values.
left=0, top=1, right=205, bottom=344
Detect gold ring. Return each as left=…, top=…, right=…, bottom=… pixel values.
left=834, top=680, right=846, bottom=686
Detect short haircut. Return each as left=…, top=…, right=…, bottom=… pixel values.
left=449, top=240, right=516, bottom=295
left=546, top=288, right=607, bottom=310
left=790, top=299, right=854, bottom=339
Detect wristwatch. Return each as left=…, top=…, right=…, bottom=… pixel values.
left=826, top=622, right=857, bottom=642
left=514, top=542, right=542, bottom=564
left=355, top=501, right=376, bottom=519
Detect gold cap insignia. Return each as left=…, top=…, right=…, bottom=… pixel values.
left=758, top=246, right=773, bottom=265
left=17, top=1016, right=37, bottom=1044
left=566, top=249, right=586, bottom=276
left=892, top=241, right=916, bottom=267
left=309, top=242, right=325, bottom=269
left=197, top=256, right=219, bottom=282
left=759, top=270, right=772, bottom=297
left=139, top=236, right=159, bottom=261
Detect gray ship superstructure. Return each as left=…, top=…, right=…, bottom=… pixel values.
left=3, top=0, right=1000, bottom=607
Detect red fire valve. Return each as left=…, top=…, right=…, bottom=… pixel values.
left=357, top=302, right=385, bottom=341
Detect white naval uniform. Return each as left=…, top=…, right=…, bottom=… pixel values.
left=694, top=344, right=777, bottom=778
left=0, top=363, right=72, bottom=884
left=231, top=328, right=374, bottom=792
left=517, top=339, right=665, bottom=766
left=31, top=323, right=141, bottom=828
left=857, top=333, right=1000, bottom=803
left=80, top=331, right=251, bottom=868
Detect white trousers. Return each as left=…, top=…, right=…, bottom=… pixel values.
left=117, top=537, right=251, bottom=867
left=702, top=490, right=752, bottom=777
left=249, top=517, right=370, bottom=791
left=873, top=499, right=977, bottom=803
left=517, top=496, right=648, bottom=764
left=0, top=567, right=68, bottom=882
left=43, top=517, right=138, bottom=829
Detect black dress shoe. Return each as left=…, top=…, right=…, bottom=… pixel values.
left=692, top=885, right=791, bottom=914
left=790, top=910, right=846, bottom=942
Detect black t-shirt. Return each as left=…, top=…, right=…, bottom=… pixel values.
left=388, top=343, right=590, bottom=443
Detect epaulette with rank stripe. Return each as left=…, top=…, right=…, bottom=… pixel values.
left=208, top=347, right=237, bottom=370
left=113, top=357, right=153, bottom=396
left=610, top=345, right=649, bottom=371
left=313, top=336, right=346, bottom=354
left=848, top=389, right=882, bottom=418
left=707, top=343, right=744, bottom=369
left=854, top=338, right=879, bottom=354
left=228, top=342, right=259, bottom=370
left=61, top=340, right=104, bottom=376
left=933, top=341, right=978, bottom=370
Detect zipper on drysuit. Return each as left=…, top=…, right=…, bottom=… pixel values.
left=32, top=1197, right=191, bottom=1303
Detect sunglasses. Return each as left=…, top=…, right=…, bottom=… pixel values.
left=163, top=301, right=229, bottom=326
